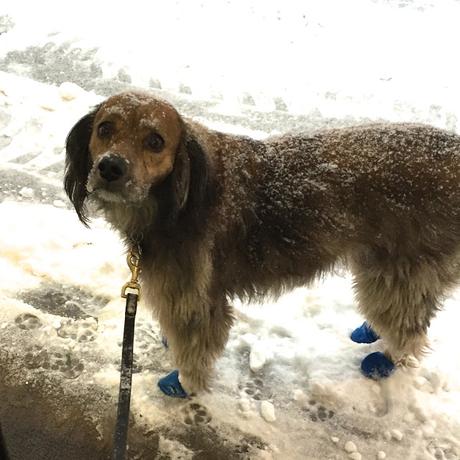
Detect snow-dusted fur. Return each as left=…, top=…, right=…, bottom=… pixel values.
left=65, top=91, right=460, bottom=392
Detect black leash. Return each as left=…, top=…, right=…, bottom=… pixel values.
left=0, top=424, right=10, bottom=460
left=113, top=248, right=141, bottom=460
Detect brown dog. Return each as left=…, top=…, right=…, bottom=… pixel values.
left=65, top=91, right=460, bottom=393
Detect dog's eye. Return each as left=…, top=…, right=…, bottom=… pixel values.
left=145, top=132, right=165, bottom=153
left=97, top=121, right=114, bottom=139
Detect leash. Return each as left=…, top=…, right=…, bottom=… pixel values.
left=113, top=246, right=141, bottom=460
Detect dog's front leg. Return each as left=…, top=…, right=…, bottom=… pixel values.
left=159, top=300, right=234, bottom=395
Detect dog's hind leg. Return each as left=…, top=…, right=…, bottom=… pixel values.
left=159, top=299, right=234, bottom=395
left=351, top=247, right=459, bottom=374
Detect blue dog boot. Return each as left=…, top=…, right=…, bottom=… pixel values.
left=350, top=322, right=380, bottom=344
left=158, top=370, right=188, bottom=398
left=361, top=352, right=395, bottom=379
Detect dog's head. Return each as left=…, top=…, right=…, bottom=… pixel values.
left=65, top=92, right=208, bottom=229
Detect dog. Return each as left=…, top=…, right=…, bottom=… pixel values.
left=65, top=91, right=460, bottom=394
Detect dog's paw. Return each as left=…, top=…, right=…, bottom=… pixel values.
left=361, top=352, right=395, bottom=379
left=15, top=313, right=43, bottom=330
left=181, top=402, right=212, bottom=426
left=158, top=370, right=188, bottom=398
left=350, top=322, right=380, bottom=344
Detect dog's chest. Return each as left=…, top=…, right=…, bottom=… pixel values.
left=138, top=242, right=212, bottom=314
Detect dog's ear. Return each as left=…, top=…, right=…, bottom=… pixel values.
left=64, top=106, right=99, bottom=226
left=172, top=137, right=191, bottom=211
left=172, top=133, right=209, bottom=213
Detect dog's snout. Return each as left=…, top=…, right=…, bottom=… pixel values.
left=98, top=155, right=128, bottom=182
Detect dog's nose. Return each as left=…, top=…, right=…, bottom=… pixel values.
left=98, top=155, right=128, bottom=182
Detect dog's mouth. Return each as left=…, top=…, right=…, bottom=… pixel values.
left=87, top=174, right=149, bottom=205
left=88, top=184, right=150, bottom=205
left=90, top=187, right=127, bottom=204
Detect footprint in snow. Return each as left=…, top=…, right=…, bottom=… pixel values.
left=239, top=377, right=272, bottom=401
left=133, top=320, right=163, bottom=353
left=15, top=312, right=43, bottom=330
left=305, top=399, right=335, bottom=422
left=47, top=350, right=84, bottom=378
left=181, top=402, right=212, bottom=426
left=23, top=345, right=84, bottom=379
left=57, top=317, right=97, bottom=342
left=24, top=345, right=48, bottom=369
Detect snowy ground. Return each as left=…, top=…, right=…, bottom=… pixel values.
left=1, top=1, right=460, bottom=459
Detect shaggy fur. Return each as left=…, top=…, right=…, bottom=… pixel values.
left=65, top=91, right=460, bottom=393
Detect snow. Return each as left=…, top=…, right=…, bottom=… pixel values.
left=392, top=429, right=404, bottom=441
left=260, top=401, right=276, bottom=423
left=2, top=0, right=460, bottom=128
left=349, top=453, right=362, bottom=460
left=158, top=436, right=194, bottom=460
left=1, top=74, right=459, bottom=460
left=249, top=340, right=270, bottom=372
left=1, top=1, right=460, bottom=459
left=345, top=441, right=358, bottom=453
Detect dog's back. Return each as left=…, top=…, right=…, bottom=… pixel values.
left=210, top=124, right=460, bottom=300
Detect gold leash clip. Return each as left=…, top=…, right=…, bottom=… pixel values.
left=121, top=247, right=141, bottom=299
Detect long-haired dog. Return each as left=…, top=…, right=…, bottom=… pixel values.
left=65, top=91, right=460, bottom=393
